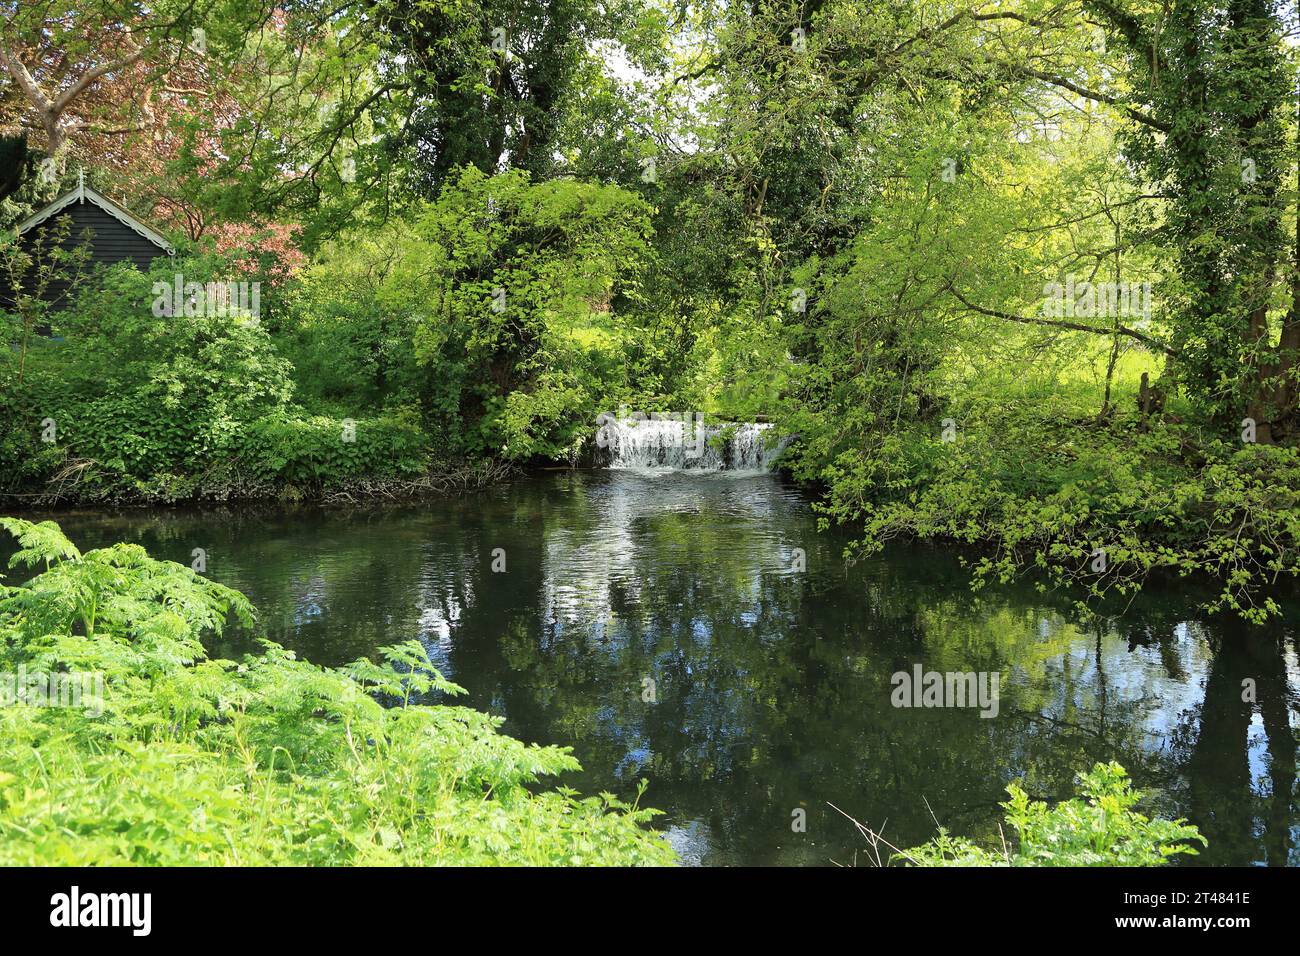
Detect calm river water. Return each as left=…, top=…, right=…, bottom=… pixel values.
left=12, top=471, right=1299, bottom=865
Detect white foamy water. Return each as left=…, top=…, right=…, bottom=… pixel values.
left=599, top=419, right=787, bottom=472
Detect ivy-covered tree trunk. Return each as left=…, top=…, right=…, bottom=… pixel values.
left=1099, top=0, right=1295, bottom=440
left=1261, top=97, right=1300, bottom=441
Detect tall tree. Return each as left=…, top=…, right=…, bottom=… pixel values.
left=0, top=1, right=262, bottom=163
left=1086, top=0, right=1297, bottom=437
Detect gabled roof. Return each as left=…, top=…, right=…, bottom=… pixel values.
left=14, top=178, right=175, bottom=255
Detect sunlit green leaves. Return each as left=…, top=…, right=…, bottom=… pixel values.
left=901, top=761, right=1206, bottom=866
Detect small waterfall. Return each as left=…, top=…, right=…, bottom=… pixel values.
left=596, top=417, right=787, bottom=472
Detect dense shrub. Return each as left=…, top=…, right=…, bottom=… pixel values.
left=275, top=229, right=431, bottom=415
left=236, top=412, right=429, bottom=486
left=1, top=260, right=437, bottom=502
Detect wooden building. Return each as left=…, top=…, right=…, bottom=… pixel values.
left=8, top=172, right=174, bottom=310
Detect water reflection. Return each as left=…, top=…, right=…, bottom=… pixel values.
left=12, top=472, right=1298, bottom=866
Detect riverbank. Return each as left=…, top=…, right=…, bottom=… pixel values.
left=0, top=413, right=791, bottom=508
left=8, top=402, right=1300, bottom=628
left=0, top=448, right=518, bottom=510
left=781, top=399, right=1300, bottom=625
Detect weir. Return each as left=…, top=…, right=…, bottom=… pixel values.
left=596, top=418, right=788, bottom=472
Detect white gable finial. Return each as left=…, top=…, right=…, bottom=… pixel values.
left=78, top=168, right=85, bottom=202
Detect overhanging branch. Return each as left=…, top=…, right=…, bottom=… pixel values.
left=944, top=281, right=1177, bottom=357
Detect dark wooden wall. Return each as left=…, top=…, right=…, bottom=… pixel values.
left=9, top=200, right=170, bottom=312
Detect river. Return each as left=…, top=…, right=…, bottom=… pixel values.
left=7, top=470, right=1298, bottom=866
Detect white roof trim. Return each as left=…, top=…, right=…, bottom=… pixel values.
left=14, top=184, right=175, bottom=255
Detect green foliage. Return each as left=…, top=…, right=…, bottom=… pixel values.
left=237, top=412, right=428, bottom=488
left=902, top=762, right=1206, bottom=867
left=1, top=259, right=434, bottom=501
left=410, top=166, right=654, bottom=460
left=0, top=518, right=674, bottom=865
left=278, top=167, right=655, bottom=462
left=802, top=397, right=1300, bottom=622
left=0, top=388, right=65, bottom=495
left=1103, top=0, right=1295, bottom=425
left=276, top=230, right=431, bottom=415
left=2, top=259, right=283, bottom=492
